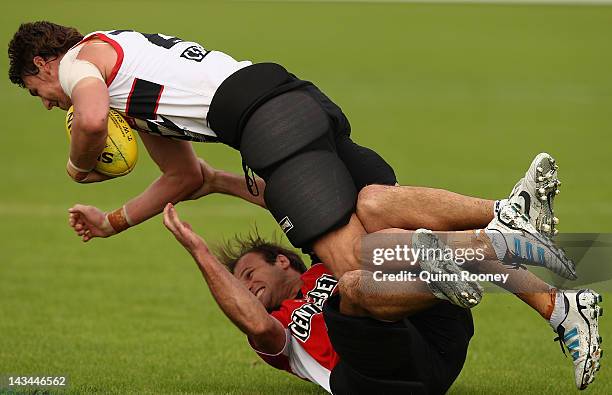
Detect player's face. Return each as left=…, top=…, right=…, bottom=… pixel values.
left=22, top=57, right=72, bottom=111
left=234, top=252, right=295, bottom=311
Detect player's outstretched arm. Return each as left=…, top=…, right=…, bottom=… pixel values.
left=121, top=132, right=204, bottom=221
left=163, top=203, right=286, bottom=354
left=68, top=132, right=203, bottom=242
left=187, top=158, right=267, bottom=209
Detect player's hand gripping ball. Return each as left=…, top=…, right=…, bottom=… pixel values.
left=65, top=106, right=138, bottom=177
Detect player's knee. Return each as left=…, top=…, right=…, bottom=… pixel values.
left=338, top=270, right=405, bottom=321
left=338, top=270, right=366, bottom=304
left=356, top=184, right=388, bottom=222
left=337, top=270, right=370, bottom=316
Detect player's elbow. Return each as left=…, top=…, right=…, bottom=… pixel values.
left=180, top=174, right=203, bottom=200
left=248, top=319, right=285, bottom=355
left=171, top=167, right=204, bottom=200
left=72, top=177, right=90, bottom=184
left=249, top=319, right=280, bottom=340
left=186, top=168, right=204, bottom=194
left=69, top=173, right=90, bottom=184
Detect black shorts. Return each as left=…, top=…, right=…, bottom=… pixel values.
left=303, top=83, right=398, bottom=190
left=208, top=63, right=397, bottom=248
left=323, top=295, right=474, bottom=395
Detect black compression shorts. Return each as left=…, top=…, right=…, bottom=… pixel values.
left=323, top=295, right=474, bottom=395
left=209, top=63, right=396, bottom=248
left=247, top=88, right=397, bottom=247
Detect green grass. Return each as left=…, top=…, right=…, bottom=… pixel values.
left=1, top=1, right=611, bottom=393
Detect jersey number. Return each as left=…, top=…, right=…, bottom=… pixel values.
left=143, top=33, right=182, bottom=49
left=109, top=30, right=209, bottom=61
left=109, top=30, right=182, bottom=48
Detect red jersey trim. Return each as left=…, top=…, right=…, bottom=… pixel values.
left=153, top=85, right=164, bottom=115
left=125, top=78, right=138, bottom=115
left=74, top=33, right=124, bottom=87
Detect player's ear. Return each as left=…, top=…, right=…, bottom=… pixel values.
left=276, top=254, right=291, bottom=269
left=33, top=56, right=47, bottom=70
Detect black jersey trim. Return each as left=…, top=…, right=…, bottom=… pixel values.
left=126, top=78, right=164, bottom=120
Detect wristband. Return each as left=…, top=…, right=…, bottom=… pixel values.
left=107, top=206, right=131, bottom=233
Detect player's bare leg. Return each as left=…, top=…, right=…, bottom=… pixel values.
left=312, top=218, right=444, bottom=319
left=313, top=217, right=483, bottom=312
left=444, top=230, right=556, bottom=318
left=337, top=269, right=438, bottom=320
left=357, top=153, right=561, bottom=238
left=315, top=199, right=576, bottom=327
left=313, top=210, right=574, bottom=323
left=357, top=184, right=495, bottom=233
left=312, top=215, right=458, bottom=278
left=312, top=214, right=482, bottom=278
left=315, top=216, right=581, bottom=325
left=312, top=214, right=367, bottom=278
left=440, top=224, right=602, bottom=389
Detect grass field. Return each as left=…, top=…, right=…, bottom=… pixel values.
left=1, top=1, right=611, bottom=393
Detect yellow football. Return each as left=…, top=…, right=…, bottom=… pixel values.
left=65, top=106, right=138, bottom=177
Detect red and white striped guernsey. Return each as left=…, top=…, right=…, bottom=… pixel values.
left=251, top=263, right=340, bottom=393
left=61, top=30, right=252, bottom=142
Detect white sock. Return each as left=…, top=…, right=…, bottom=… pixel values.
left=549, top=290, right=567, bottom=330
left=494, top=199, right=508, bottom=216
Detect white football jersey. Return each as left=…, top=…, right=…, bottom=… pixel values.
left=70, top=30, right=252, bottom=142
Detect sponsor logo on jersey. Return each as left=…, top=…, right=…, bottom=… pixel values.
left=289, top=274, right=338, bottom=342
left=180, top=45, right=209, bottom=62
left=307, top=274, right=337, bottom=308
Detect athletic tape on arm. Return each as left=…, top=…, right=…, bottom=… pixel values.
left=59, top=47, right=105, bottom=96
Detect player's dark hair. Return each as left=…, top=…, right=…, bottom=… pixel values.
left=216, top=229, right=308, bottom=274
left=8, top=21, right=83, bottom=87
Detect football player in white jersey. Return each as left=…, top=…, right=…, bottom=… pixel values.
left=8, top=21, right=602, bottom=389
left=9, top=20, right=574, bottom=296
left=9, top=22, right=565, bottom=277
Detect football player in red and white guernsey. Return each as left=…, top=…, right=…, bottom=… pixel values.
left=162, top=203, right=475, bottom=394
left=163, top=202, right=604, bottom=393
